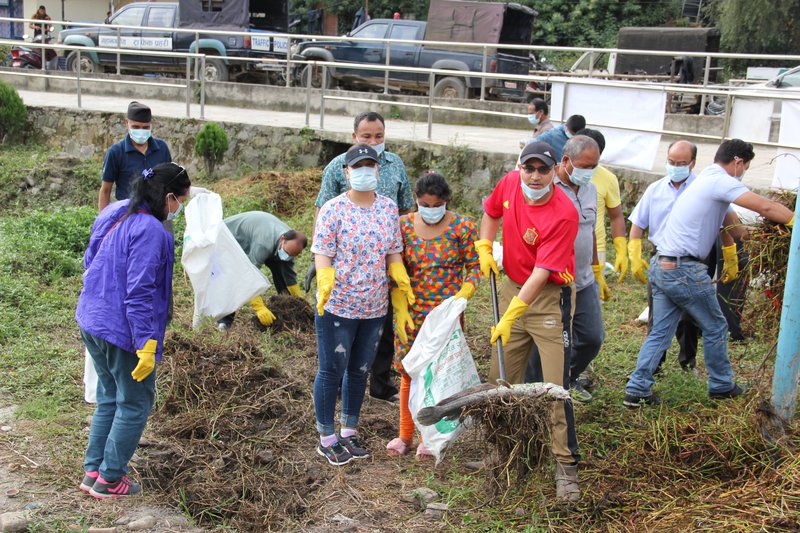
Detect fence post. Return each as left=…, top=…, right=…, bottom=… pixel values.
left=116, top=26, right=121, bottom=75
left=185, top=54, right=191, bottom=118
left=285, top=37, right=292, bottom=88
left=76, top=48, right=82, bottom=108
left=771, top=201, right=800, bottom=420
left=194, top=31, right=200, bottom=80
left=200, top=55, right=206, bottom=120
left=720, top=93, right=733, bottom=141
left=384, top=42, right=390, bottom=95
left=427, top=71, right=434, bottom=141
left=319, top=64, right=326, bottom=130
left=480, top=46, right=487, bottom=101
left=699, top=54, right=711, bottom=116
left=305, top=62, right=312, bottom=126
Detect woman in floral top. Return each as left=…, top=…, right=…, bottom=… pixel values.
left=386, top=171, right=481, bottom=458
left=311, top=144, right=416, bottom=466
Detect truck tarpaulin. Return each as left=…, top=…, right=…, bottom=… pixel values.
left=178, top=0, right=249, bottom=29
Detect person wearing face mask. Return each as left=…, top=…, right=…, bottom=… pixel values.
left=624, top=139, right=794, bottom=408
left=525, top=135, right=605, bottom=405
left=99, top=101, right=172, bottom=213
left=215, top=211, right=308, bottom=331
left=519, top=114, right=585, bottom=161
left=309, top=111, right=414, bottom=403
left=519, top=97, right=554, bottom=147
left=76, top=162, right=190, bottom=499
left=384, top=171, right=481, bottom=459
left=477, top=141, right=581, bottom=501
left=312, top=144, right=414, bottom=466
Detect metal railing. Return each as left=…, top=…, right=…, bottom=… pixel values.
left=2, top=15, right=800, bottom=153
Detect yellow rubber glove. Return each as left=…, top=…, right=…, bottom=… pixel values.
left=490, top=296, right=529, bottom=346
left=787, top=215, right=795, bottom=229
left=593, top=264, right=611, bottom=301
left=613, top=236, right=628, bottom=282
left=475, top=239, right=499, bottom=278
left=628, top=238, right=648, bottom=284
left=391, top=288, right=415, bottom=344
left=316, top=266, right=335, bottom=316
left=250, top=296, right=276, bottom=326
left=131, top=339, right=157, bottom=382
left=454, top=282, right=476, bottom=300
left=287, top=284, right=302, bottom=298
left=388, top=262, right=415, bottom=306
left=720, top=244, right=739, bottom=284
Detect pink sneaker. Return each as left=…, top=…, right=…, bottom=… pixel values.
left=79, top=470, right=99, bottom=493
left=415, top=442, right=434, bottom=460
left=386, top=438, right=410, bottom=456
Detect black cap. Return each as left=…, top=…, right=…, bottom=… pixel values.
left=520, top=141, right=557, bottom=166
left=127, top=101, right=152, bottom=123
left=344, top=144, right=378, bottom=167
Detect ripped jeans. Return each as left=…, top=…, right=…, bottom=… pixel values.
left=313, top=311, right=385, bottom=435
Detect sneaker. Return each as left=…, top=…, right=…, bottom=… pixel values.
left=623, top=393, right=661, bottom=409
left=570, top=382, right=593, bottom=404
left=338, top=435, right=369, bottom=459
left=575, top=373, right=593, bottom=392
left=317, top=441, right=353, bottom=466
left=555, top=463, right=580, bottom=502
left=89, top=476, right=141, bottom=499
left=79, top=470, right=99, bottom=493
left=709, top=383, right=746, bottom=400
left=217, top=322, right=230, bottom=332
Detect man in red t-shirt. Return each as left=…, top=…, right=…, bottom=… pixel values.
left=475, top=141, right=581, bottom=502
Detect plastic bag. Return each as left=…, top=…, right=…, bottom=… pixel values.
left=181, top=193, right=271, bottom=327
left=403, top=296, right=481, bottom=464
left=83, top=348, right=97, bottom=404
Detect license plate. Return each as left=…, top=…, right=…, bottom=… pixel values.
left=504, top=81, right=516, bottom=89
left=12, top=61, right=22, bottom=67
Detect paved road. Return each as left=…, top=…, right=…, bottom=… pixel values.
left=18, top=89, right=777, bottom=190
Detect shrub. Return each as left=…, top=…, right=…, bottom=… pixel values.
left=0, top=80, right=27, bottom=146
left=194, top=122, right=229, bottom=177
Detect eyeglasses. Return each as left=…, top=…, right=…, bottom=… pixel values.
left=520, top=164, right=553, bottom=175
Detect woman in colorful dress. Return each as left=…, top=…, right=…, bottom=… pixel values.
left=386, top=171, right=481, bottom=458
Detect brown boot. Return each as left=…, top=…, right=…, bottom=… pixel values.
left=555, top=463, right=580, bottom=502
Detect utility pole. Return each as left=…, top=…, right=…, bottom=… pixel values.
left=771, top=196, right=800, bottom=420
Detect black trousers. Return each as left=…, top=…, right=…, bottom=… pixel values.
left=368, top=303, right=399, bottom=399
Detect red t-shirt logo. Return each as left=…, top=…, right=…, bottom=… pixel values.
left=523, top=227, right=539, bottom=245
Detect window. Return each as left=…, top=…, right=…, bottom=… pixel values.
left=389, top=25, right=418, bottom=41
left=111, top=6, right=146, bottom=27
left=201, top=0, right=224, bottom=13
left=146, top=7, right=175, bottom=28
left=352, top=23, right=387, bottom=41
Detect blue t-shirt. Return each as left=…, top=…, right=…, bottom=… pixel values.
left=102, top=135, right=172, bottom=201
left=533, top=125, right=570, bottom=161
left=658, top=164, right=749, bottom=259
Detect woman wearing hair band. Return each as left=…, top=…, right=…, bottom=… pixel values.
left=386, top=171, right=481, bottom=458
left=76, top=162, right=190, bottom=498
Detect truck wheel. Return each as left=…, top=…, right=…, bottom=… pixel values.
left=300, top=64, right=332, bottom=89
left=203, top=57, right=229, bottom=82
left=66, top=50, right=97, bottom=74
left=433, top=76, right=467, bottom=99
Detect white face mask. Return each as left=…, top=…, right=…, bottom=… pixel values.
left=566, top=158, right=594, bottom=186
left=733, top=158, right=746, bottom=181
left=520, top=177, right=550, bottom=201
left=527, top=114, right=540, bottom=126
left=371, top=142, right=385, bottom=155
left=666, top=163, right=691, bottom=183
left=277, top=246, right=291, bottom=261
left=166, top=193, right=183, bottom=221
left=348, top=166, right=378, bottom=191
left=129, top=128, right=152, bottom=144
left=418, top=204, right=446, bottom=224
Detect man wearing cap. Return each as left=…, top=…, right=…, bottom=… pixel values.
left=99, top=101, right=172, bottom=212
left=525, top=136, right=606, bottom=404
left=309, top=111, right=414, bottom=402
left=476, top=141, right=581, bottom=501
left=217, top=212, right=307, bottom=331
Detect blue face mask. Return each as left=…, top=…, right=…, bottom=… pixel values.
left=527, top=114, right=540, bottom=126
left=666, top=163, right=691, bottom=183
left=277, top=246, right=291, bottom=261
left=566, top=159, right=594, bottom=186
left=371, top=142, right=385, bottom=156
left=348, top=166, right=378, bottom=191
left=166, top=194, right=183, bottom=221
left=418, top=204, right=446, bottom=224
left=129, top=128, right=152, bottom=145
left=520, top=177, right=550, bottom=201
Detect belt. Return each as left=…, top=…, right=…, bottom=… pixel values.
left=657, top=255, right=701, bottom=263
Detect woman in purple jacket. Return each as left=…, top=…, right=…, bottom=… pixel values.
left=75, top=162, right=190, bottom=499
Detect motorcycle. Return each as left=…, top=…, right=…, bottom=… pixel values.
left=11, top=33, right=58, bottom=70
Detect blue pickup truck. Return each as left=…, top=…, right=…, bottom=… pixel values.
left=293, top=1, right=535, bottom=100
left=57, top=0, right=289, bottom=82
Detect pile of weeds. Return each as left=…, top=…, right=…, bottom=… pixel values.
left=211, top=169, right=321, bottom=218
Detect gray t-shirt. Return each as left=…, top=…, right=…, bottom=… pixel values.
left=555, top=178, right=598, bottom=290
left=658, top=164, right=749, bottom=259
left=224, top=211, right=297, bottom=286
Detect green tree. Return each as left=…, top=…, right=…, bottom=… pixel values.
left=0, top=80, right=27, bottom=146
left=194, top=122, right=229, bottom=178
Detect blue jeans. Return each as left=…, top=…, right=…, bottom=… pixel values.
left=81, top=330, right=156, bottom=481
left=313, top=311, right=384, bottom=436
left=626, top=257, right=735, bottom=397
